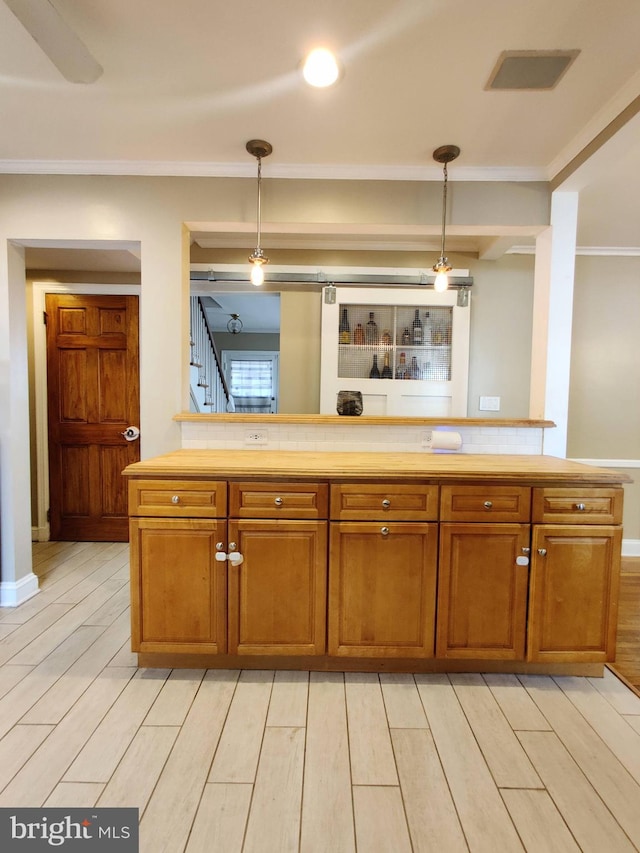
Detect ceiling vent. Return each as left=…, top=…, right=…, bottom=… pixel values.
left=486, top=50, right=580, bottom=90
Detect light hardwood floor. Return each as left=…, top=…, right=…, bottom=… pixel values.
left=1, top=541, right=640, bottom=852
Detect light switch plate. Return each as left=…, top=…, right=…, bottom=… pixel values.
left=244, top=430, right=268, bottom=445
left=479, top=396, right=501, bottom=411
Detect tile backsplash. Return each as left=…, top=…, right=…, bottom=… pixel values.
left=180, top=421, right=545, bottom=455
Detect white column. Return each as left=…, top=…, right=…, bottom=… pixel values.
left=0, top=241, right=38, bottom=605
left=530, top=191, right=579, bottom=457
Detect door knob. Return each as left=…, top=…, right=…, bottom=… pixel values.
left=121, top=426, right=140, bottom=441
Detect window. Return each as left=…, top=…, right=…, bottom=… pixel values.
left=222, top=350, right=279, bottom=413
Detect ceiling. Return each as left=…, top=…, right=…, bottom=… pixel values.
left=3, top=0, right=640, bottom=274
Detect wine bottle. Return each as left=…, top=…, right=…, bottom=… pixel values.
left=339, top=307, right=351, bottom=344
left=365, top=312, right=379, bottom=345
left=381, top=351, right=392, bottom=378
left=423, top=311, right=432, bottom=344
left=412, top=308, right=423, bottom=345
left=369, top=354, right=381, bottom=379
left=353, top=323, right=365, bottom=345
left=401, top=327, right=411, bottom=345
left=410, top=355, right=420, bottom=379
left=381, top=329, right=392, bottom=345
left=395, top=351, right=408, bottom=379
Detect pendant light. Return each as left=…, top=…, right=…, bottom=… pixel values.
left=246, top=139, right=272, bottom=286
left=432, top=144, right=460, bottom=292
left=227, top=313, right=243, bottom=334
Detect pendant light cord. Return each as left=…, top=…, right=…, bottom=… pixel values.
left=439, top=161, right=448, bottom=261
left=255, top=156, right=262, bottom=251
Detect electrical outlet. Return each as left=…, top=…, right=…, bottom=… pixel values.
left=479, top=396, right=501, bottom=411
left=420, top=430, right=433, bottom=448
left=244, top=430, right=268, bottom=446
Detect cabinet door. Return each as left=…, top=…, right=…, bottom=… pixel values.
left=130, top=517, right=227, bottom=654
left=228, top=520, right=327, bottom=656
left=437, top=524, right=530, bottom=660
left=329, top=522, right=437, bottom=657
left=528, top=525, right=622, bottom=662
left=320, top=286, right=470, bottom=417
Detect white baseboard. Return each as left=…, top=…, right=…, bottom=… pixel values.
left=32, top=525, right=50, bottom=542
left=0, top=573, right=40, bottom=607
left=623, top=539, right=640, bottom=558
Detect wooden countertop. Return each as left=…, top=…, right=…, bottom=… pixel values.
left=174, top=413, right=555, bottom=428
left=123, top=450, right=631, bottom=485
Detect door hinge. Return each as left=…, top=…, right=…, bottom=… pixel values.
left=43, top=311, right=48, bottom=325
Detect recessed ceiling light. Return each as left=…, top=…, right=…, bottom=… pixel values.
left=302, top=48, right=341, bottom=88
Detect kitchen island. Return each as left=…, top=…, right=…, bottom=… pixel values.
left=124, top=450, right=630, bottom=675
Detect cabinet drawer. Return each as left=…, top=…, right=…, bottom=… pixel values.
left=128, top=479, right=226, bottom=517
left=229, top=482, right=328, bottom=519
left=330, top=483, right=438, bottom=520
left=532, top=488, right=623, bottom=524
left=440, top=485, right=531, bottom=522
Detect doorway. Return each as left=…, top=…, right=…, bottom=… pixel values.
left=45, top=292, right=140, bottom=541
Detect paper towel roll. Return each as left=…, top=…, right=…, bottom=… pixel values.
left=431, top=430, right=462, bottom=451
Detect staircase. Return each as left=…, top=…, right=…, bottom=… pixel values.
left=189, top=296, right=232, bottom=413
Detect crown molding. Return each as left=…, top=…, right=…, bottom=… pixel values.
left=0, top=158, right=548, bottom=183
left=507, top=244, right=640, bottom=256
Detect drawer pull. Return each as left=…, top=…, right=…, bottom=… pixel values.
left=382, top=499, right=391, bottom=508
left=274, top=497, right=284, bottom=506
left=537, top=548, right=547, bottom=556
left=381, top=527, right=390, bottom=536
left=171, top=495, right=180, bottom=504
left=483, top=501, right=493, bottom=509
left=575, top=503, right=586, bottom=511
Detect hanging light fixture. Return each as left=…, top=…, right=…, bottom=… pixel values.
left=227, top=313, right=243, bottom=334
left=432, top=144, right=460, bottom=292
left=246, top=139, right=272, bottom=286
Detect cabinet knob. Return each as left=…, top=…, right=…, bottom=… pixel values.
left=483, top=500, right=493, bottom=509
left=381, top=527, right=390, bottom=536
left=537, top=548, right=547, bottom=556
left=171, top=495, right=180, bottom=504
left=228, top=542, right=237, bottom=551
left=215, top=542, right=225, bottom=551
left=575, top=503, right=586, bottom=511
left=521, top=547, right=531, bottom=554
left=382, top=499, right=391, bottom=508
left=274, top=497, right=284, bottom=506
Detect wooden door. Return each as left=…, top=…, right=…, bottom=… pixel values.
left=46, top=293, right=139, bottom=541
left=328, top=522, right=438, bottom=657
left=528, top=524, right=622, bottom=663
left=130, top=517, right=227, bottom=655
left=228, top=519, right=327, bottom=655
left=437, top=523, right=531, bottom=660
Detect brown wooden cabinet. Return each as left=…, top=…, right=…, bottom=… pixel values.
left=437, top=523, right=531, bottom=660
left=228, top=519, right=327, bottom=655
left=130, top=516, right=227, bottom=655
left=125, top=453, right=627, bottom=674
left=328, top=521, right=437, bottom=657
left=527, top=524, right=622, bottom=662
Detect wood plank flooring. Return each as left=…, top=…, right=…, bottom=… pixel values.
left=610, top=563, right=640, bottom=693
left=0, top=542, right=639, bottom=852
